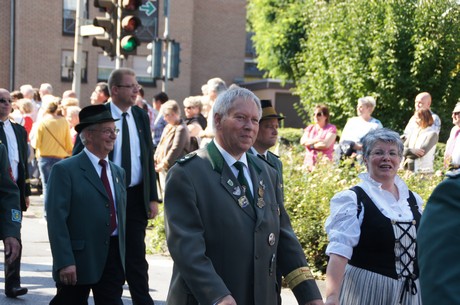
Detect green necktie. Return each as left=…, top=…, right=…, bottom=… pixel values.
left=0, top=121, right=8, bottom=151
left=234, top=161, right=253, bottom=203
left=121, top=113, right=131, bottom=186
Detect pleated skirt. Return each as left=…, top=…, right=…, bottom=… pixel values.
left=339, top=265, right=422, bottom=305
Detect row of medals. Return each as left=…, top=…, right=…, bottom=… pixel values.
left=230, top=179, right=266, bottom=209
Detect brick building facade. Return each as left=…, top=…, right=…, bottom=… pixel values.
left=0, top=0, right=303, bottom=127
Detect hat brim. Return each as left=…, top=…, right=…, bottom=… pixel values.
left=75, top=118, right=119, bottom=134
left=261, top=114, right=284, bottom=121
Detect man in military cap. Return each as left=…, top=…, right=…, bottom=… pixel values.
left=250, top=99, right=284, bottom=185
left=46, top=105, right=127, bottom=304
left=164, top=87, right=323, bottom=305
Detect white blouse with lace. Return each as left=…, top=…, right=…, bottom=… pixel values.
left=325, top=173, right=423, bottom=260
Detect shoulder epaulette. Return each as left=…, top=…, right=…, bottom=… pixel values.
left=176, top=152, right=197, bottom=164
left=446, top=168, right=460, bottom=178
left=267, top=151, right=280, bottom=159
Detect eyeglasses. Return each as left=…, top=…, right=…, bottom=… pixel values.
left=91, top=128, right=119, bottom=136
left=370, top=150, right=399, bottom=158
left=0, top=98, right=12, bottom=104
left=184, top=106, right=195, bottom=110
left=453, top=111, right=460, bottom=116
left=116, top=84, right=141, bottom=90
left=314, top=112, right=323, bottom=117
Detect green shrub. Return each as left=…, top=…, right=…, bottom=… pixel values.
left=278, top=127, right=304, bottom=146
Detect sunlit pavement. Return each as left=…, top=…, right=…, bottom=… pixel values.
left=0, top=195, right=325, bottom=305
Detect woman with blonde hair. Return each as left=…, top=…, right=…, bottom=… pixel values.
left=154, top=100, right=190, bottom=194
left=31, top=100, right=72, bottom=202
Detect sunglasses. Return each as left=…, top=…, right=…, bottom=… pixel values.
left=0, top=98, right=12, bottom=104
left=314, top=112, right=323, bottom=117
left=453, top=112, right=460, bottom=116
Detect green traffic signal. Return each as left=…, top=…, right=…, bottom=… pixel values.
left=121, top=35, right=140, bottom=53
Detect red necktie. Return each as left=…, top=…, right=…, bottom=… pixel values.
left=99, top=160, right=117, bottom=234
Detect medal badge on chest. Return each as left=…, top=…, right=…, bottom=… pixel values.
left=257, top=180, right=266, bottom=208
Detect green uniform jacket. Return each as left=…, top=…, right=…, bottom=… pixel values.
left=418, top=173, right=460, bottom=304
left=0, top=144, right=21, bottom=240
left=46, top=151, right=127, bottom=285
left=164, top=141, right=321, bottom=305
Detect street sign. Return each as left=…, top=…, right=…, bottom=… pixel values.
left=140, top=1, right=156, bottom=17
left=136, top=0, right=159, bottom=42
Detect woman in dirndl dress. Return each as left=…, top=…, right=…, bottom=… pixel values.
left=324, top=128, right=423, bottom=305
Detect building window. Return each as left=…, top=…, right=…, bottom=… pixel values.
left=63, top=0, right=88, bottom=35
left=97, top=54, right=116, bottom=81
left=61, top=50, right=88, bottom=82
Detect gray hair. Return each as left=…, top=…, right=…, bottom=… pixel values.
left=358, top=96, right=376, bottom=110
left=212, top=87, right=262, bottom=132
left=207, top=77, right=227, bottom=95
left=160, top=100, right=181, bottom=117
left=80, top=128, right=90, bottom=146
left=183, top=96, right=203, bottom=112
left=362, top=128, right=403, bottom=159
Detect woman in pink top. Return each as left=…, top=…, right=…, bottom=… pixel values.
left=300, top=104, right=337, bottom=170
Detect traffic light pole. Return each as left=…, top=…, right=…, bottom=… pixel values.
left=72, top=0, right=85, bottom=99
left=115, top=0, right=122, bottom=68
left=162, top=0, right=170, bottom=93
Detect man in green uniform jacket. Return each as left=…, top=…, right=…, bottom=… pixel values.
left=418, top=169, right=460, bottom=304
left=164, top=87, right=323, bottom=305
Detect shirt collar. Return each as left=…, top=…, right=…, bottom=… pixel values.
left=213, top=140, right=249, bottom=168
left=84, top=147, right=109, bottom=169
left=110, top=102, right=133, bottom=119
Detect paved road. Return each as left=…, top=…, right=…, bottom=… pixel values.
left=0, top=195, right=324, bottom=305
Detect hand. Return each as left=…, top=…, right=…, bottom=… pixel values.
left=25, top=196, right=30, bottom=210
left=59, top=265, right=77, bottom=286
left=324, top=295, right=339, bottom=305
left=217, top=295, right=237, bottom=305
left=413, top=148, right=425, bottom=157
left=155, top=164, right=163, bottom=172
left=3, top=237, right=20, bottom=264
left=149, top=201, right=159, bottom=219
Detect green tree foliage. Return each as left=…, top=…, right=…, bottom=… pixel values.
left=247, top=0, right=313, bottom=80
left=249, top=0, right=460, bottom=141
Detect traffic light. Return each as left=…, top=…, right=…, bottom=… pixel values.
left=166, top=40, right=180, bottom=80
left=120, top=0, right=142, bottom=57
left=92, top=0, right=117, bottom=58
left=147, top=39, right=163, bottom=79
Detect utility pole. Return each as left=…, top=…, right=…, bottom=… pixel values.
left=72, top=0, right=85, bottom=99
left=162, top=0, right=170, bottom=93
left=115, top=0, right=122, bottom=68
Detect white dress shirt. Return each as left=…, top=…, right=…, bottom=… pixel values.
left=84, top=147, right=119, bottom=235
left=110, top=103, right=142, bottom=187
left=214, top=140, right=254, bottom=195
left=1, top=119, right=20, bottom=181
